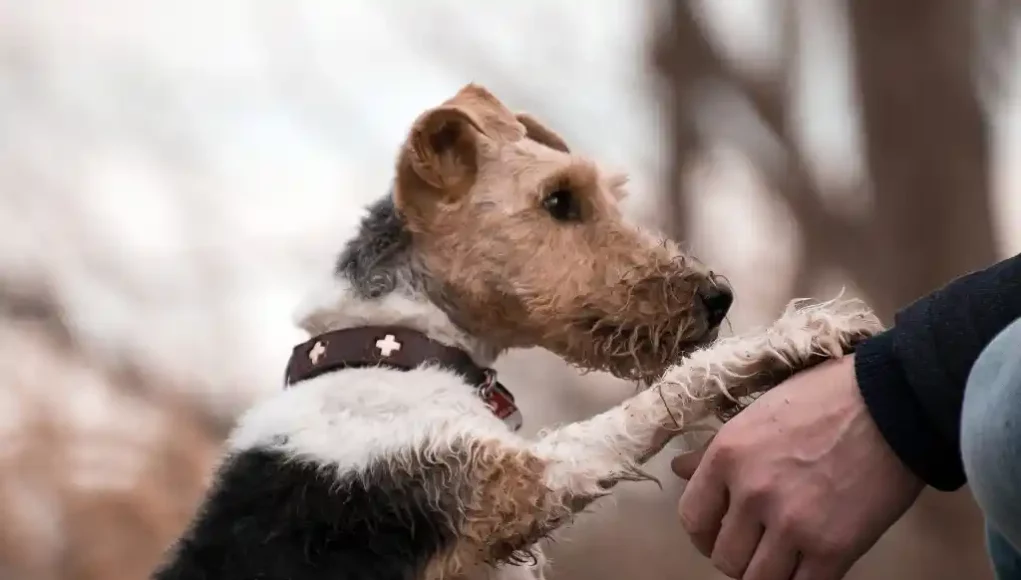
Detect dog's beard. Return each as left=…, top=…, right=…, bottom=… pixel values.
left=563, top=307, right=712, bottom=383
left=548, top=271, right=718, bottom=382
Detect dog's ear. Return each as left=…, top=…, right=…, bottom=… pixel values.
left=396, top=84, right=522, bottom=223
left=517, top=113, right=570, bottom=153
left=402, top=104, right=487, bottom=196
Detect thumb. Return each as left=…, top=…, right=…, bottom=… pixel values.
left=670, top=444, right=710, bottom=480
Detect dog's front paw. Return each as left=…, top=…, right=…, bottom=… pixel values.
left=701, top=295, right=883, bottom=422
left=772, top=296, right=884, bottom=359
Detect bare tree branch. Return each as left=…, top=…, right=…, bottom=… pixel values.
left=653, top=1, right=871, bottom=276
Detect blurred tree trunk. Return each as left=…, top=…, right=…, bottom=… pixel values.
left=845, top=2, right=996, bottom=579
left=654, top=1, right=999, bottom=578
left=654, top=1, right=999, bottom=317
left=650, top=4, right=712, bottom=241
left=848, top=0, right=997, bottom=318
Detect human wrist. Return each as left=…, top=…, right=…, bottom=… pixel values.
left=854, top=332, right=963, bottom=490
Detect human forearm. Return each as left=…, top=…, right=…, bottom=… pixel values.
left=855, top=252, right=1021, bottom=489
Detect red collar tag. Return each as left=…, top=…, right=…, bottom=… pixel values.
left=479, top=371, right=523, bottom=432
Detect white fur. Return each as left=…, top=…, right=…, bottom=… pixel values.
left=227, top=364, right=522, bottom=472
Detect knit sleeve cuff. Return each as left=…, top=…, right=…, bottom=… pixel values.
left=854, top=330, right=966, bottom=491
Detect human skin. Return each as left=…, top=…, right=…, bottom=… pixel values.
left=670, top=355, right=924, bottom=580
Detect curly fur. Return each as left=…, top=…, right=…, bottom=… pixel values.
left=153, top=84, right=883, bottom=580
left=567, top=254, right=707, bottom=382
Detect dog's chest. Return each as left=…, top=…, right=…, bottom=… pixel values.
left=228, top=365, right=522, bottom=470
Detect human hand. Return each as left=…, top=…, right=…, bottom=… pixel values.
left=671, top=355, right=924, bottom=580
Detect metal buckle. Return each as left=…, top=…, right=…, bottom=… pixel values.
left=479, top=368, right=498, bottom=398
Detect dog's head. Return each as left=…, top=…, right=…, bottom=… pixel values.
left=387, top=84, right=730, bottom=381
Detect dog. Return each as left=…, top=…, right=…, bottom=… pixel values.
left=151, top=84, right=882, bottom=580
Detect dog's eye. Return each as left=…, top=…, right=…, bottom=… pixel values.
left=542, top=189, right=580, bottom=222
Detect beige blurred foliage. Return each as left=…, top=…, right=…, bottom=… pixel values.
left=1, top=1, right=1020, bottom=579
left=0, top=311, right=223, bottom=580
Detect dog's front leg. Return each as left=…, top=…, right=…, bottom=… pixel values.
left=532, top=298, right=882, bottom=506
left=433, top=300, right=880, bottom=579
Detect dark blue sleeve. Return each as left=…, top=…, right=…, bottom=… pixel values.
left=853, top=253, right=1021, bottom=491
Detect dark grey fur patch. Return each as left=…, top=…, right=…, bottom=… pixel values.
left=335, top=194, right=424, bottom=299
left=332, top=194, right=475, bottom=349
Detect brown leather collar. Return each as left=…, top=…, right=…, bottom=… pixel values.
left=284, top=326, right=522, bottom=431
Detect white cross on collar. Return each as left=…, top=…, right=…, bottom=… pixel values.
left=375, top=334, right=402, bottom=357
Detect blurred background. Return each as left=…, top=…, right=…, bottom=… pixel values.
left=0, top=1, right=1019, bottom=579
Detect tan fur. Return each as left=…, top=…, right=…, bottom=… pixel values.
left=422, top=443, right=562, bottom=580
left=394, top=83, right=724, bottom=383
left=516, top=113, right=570, bottom=153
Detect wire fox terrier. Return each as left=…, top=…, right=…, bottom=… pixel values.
left=152, top=84, right=882, bottom=580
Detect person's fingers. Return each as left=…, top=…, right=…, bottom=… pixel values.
left=789, top=556, right=844, bottom=580
left=677, top=457, right=728, bottom=558
left=670, top=447, right=706, bottom=480
left=743, top=529, right=799, bottom=580
left=710, top=510, right=764, bottom=578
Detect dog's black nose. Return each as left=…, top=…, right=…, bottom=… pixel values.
left=699, top=283, right=733, bottom=329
